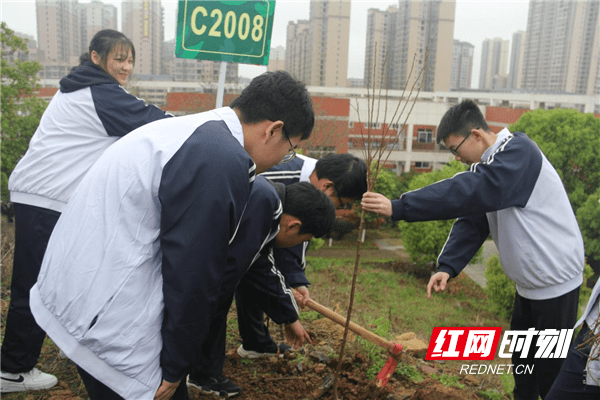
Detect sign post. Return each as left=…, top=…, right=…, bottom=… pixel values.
left=176, top=1, right=276, bottom=107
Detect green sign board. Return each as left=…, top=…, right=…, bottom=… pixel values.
left=176, top=0, right=276, bottom=65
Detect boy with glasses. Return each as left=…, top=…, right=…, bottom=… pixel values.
left=362, top=100, right=584, bottom=400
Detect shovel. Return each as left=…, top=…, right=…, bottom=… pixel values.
left=303, top=297, right=403, bottom=387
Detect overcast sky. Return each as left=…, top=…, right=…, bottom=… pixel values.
left=1, top=0, right=529, bottom=87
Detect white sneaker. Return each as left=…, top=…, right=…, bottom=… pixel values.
left=1, top=368, right=58, bottom=393
left=236, top=343, right=291, bottom=359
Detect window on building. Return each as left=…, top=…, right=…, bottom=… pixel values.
left=417, top=129, right=434, bottom=143
left=348, top=121, right=354, bottom=128
left=386, top=141, right=400, bottom=150
left=415, top=161, right=431, bottom=169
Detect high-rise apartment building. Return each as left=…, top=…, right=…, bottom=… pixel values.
left=267, top=46, right=286, bottom=72
left=364, top=6, right=398, bottom=89
left=8, top=32, right=40, bottom=64
left=35, top=0, right=116, bottom=79
left=162, top=39, right=238, bottom=83
left=479, top=38, right=509, bottom=90
left=121, top=0, right=164, bottom=76
left=522, top=0, right=600, bottom=95
left=508, top=31, right=526, bottom=90
left=80, top=0, right=117, bottom=55
left=36, top=0, right=81, bottom=65
left=450, top=40, right=474, bottom=90
left=363, top=0, right=455, bottom=92
left=285, top=20, right=311, bottom=82
left=286, top=0, right=350, bottom=87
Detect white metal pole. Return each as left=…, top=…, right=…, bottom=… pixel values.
left=216, top=61, right=227, bottom=108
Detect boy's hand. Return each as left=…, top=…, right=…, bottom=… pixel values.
left=293, top=286, right=310, bottom=308
left=427, top=272, right=451, bottom=298
left=284, top=320, right=312, bottom=348
left=154, top=379, right=180, bottom=400
left=361, top=192, right=392, bottom=217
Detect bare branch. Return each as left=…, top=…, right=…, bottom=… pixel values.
left=333, top=48, right=426, bottom=398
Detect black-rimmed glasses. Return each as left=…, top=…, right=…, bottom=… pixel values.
left=280, top=127, right=297, bottom=163
left=449, top=132, right=471, bottom=156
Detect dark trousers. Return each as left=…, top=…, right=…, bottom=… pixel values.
left=77, top=366, right=189, bottom=400
left=235, top=280, right=276, bottom=352
left=1, top=203, right=60, bottom=373
left=189, top=294, right=232, bottom=381
left=546, top=323, right=600, bottom=400
left=511, top=286, right=580, bottom=400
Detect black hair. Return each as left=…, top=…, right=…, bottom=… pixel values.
left=230, top=71, right=314, bottom=140
left=436, top=100, right=490, bottom=143
left=79, top=29, right=135, bottom=66
left=283, top=182, right=335, bottom=238
left=315, top=154, right=367, bottom=200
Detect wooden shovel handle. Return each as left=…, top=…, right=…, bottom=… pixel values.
left=305, top=298, right=397, bottom=353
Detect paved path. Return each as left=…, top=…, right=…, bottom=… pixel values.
left=374, top=238, right=498, bottom=288
left=462, top=240, right=499, bottom=287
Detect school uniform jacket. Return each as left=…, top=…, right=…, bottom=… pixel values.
left=260, top=154, right=318, bottom=288
left=30, top=108, right=255, bottom=399
left=9, top=61, right=172, bottom=212
left=195, top=177, right=299, bottom=377
left=390, top=129, right=584, bottom=300
left=214, top=177, right=299, bottom=328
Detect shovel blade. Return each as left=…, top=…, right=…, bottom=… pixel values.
left=374, top=343, right=403, bottom=387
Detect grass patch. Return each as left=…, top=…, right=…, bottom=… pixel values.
left=396, top=364, right=424, bottom=383
left=305, top=256, right=508, bottom=339
left=432, top=373, right=465, bottom=389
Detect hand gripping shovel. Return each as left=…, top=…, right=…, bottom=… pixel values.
left=303, top=297, right=403, bottom=387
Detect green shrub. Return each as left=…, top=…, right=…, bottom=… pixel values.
left=308, top=237, right=324, bottom=252
left=398, top=160, right=482, bottom=267
left=484, top=255, right=515, bottom=320
left=483, top=254, right=594, bottom=321
left=1, top=24, right=47, bottom=203
left=579, top=264, right=595, bottom=319
left=576, top=189, right=600, bottom=274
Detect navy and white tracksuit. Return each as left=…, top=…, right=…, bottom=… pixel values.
left=30, top=108, right=255, bottom=399
left=235, top=155, right=317, bottom=351
left=391, top=128, right=584, bottom=399
left=1, top=61, right=171, bottom=375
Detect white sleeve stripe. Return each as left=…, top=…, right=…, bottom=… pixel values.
left=269, top=256, right=299, bottom=315
left=260, top=171, right=302, bottom=180
left=229, top=202, right=248, bottom=245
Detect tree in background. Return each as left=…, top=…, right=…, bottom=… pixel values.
left=511, top=109, right=600, bottom=273
left=577, top=189, right=600, bottom=276
left=510, top=109, right=600, bottom=212
left=1, top=22, right=47, bottom=203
